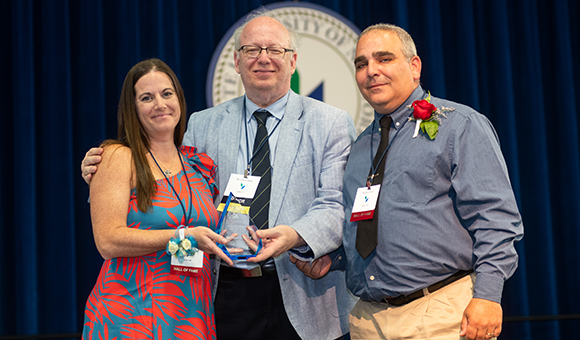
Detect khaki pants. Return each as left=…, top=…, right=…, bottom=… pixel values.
left=349, top=274, right=494, bottom=340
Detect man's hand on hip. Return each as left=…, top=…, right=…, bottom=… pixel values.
left=460, top=298, right=503, bottom=340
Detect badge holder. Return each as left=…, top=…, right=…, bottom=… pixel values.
left=215, top=192, right=263, bottom=261
left=350, top=184, right=381, bottom=222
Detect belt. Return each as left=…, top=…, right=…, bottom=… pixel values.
left=219, top=263, right=277, bottom=278
left=383, top=269, right=473, bottom=306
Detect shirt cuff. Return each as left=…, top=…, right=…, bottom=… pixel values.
left=288, top=246, right=314, bottom=262
left=472, top=273, right=505, bottom=303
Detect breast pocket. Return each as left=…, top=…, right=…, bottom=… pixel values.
left=384, top=151, right=437, bottom=204
left=293, top=151, right=314, bottom=168
left=288, top=151, right=315, bottom=191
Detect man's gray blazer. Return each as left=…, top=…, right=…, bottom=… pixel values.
left=183, top=90, right=357, bottom=339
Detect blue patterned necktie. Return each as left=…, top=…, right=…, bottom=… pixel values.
left=249, top=110, right=272, bottom=230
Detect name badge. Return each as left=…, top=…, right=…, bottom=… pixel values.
left=350, top=184, right=381, bottom=222
left=218, top=174, right=261, bottom=213
left=170, top=250, right=204, bottom=277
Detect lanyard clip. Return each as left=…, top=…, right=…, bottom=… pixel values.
left=366, top=174, right=375, bottom=189
left=244, top=166, right=249, bottom=178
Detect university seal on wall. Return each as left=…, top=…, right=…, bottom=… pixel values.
left=206, top=2, right=374, bottom=133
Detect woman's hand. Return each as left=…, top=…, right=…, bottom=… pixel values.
left=189, top=227, right=241, bottom=266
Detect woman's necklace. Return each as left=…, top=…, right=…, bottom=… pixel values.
left=152, top=148, right=176, bottom=176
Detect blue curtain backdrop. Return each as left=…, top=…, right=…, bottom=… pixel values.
left=1, top=0, right=578, bottom=339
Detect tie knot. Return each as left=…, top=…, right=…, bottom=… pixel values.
left=380, top=115, right=392, bottom=130
left=254, top=110, right=270, bottom=125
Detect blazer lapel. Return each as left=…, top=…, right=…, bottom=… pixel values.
left=217, top=98, right=243, bottom=193
left=269, top=91, right=305, bottom=224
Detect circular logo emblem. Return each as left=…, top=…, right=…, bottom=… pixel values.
left=206, top=2, right=374, bottom=133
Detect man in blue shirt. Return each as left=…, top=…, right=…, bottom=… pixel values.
left=296, top=23, right=523, bottom=340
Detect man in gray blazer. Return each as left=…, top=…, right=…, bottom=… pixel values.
left=187, top=12, right=356, bottom=340
left=82, top=10, right=357, bottom=340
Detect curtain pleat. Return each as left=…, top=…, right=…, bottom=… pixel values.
left=2, top=0, right=578, bottom=338
left=10, top=0, right=40, bottom=335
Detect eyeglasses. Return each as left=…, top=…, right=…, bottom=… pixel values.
left=238, top=45, right=294, bottom=59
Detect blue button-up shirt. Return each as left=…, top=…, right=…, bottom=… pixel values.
left=236, top=92, right=289, bottom=175
left=343, top=86, right=523, bottom=303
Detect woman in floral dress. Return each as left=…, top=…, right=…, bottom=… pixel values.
left=82, top=59, right=234, bottom=340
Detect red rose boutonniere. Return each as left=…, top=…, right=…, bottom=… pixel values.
left=408, top=92, right=454, bottom=140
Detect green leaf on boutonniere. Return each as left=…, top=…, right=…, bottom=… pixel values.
left=421, top=120, right=439, bottom=140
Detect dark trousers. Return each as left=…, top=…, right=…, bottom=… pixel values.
left=215, top=267, right=301, bottom=340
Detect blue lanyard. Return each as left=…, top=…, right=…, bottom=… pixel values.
left=243, top=99, right=282, bottom=177
left=367, top=112, right=412, bottom=187
left=368, top=91, right=429, bottom=187
left=150, top=149, right=193, bottom=226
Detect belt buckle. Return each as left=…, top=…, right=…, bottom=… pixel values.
left=241, top=266, right=262, bottom=277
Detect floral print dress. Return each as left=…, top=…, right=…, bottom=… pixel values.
left=82, top=146, right=218, bottom=340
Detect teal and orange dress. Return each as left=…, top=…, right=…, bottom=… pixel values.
left=82, top=146, right=218, bottom=340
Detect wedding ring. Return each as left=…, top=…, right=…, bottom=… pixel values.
left=486, top=333, right=494, bottom=337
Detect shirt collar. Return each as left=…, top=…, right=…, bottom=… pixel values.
left=245, top=91, right=290, bottom=123
left=373, top=85, right=426, bottom=131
